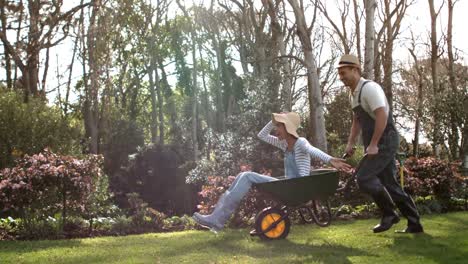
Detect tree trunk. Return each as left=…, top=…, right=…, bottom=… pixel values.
left=13, top=0, right=24, bottom=87
left=190, top=31, right=199, bottom=161
left=176, top=0, right=199, bottom=161
left=353, top=0, right=362, bottom=63
left=147, top=45, right=159, bottom=144
left=264, top=0, right=293, bottom=111
left=26, top=0, right=41, bottom=99
left=428, top=0, right=441, bottom=157
left=0, top=1, right=12, bottom=89
left=447, top=0, right=459, bottom=160
left=363, top=0, right=376, bottom=79
left=462, top=97, right=468, bottom=165
left=198, top=39, right=210, bottom=158
left=408, top=46, right=423, bottom=158
left=156, top=67, right=164, bottom=145
left=85, top=0, right=102, bottom=154
left=211, top=24, right=225, bottom=132
left=288, top=0, right=327, bottom=151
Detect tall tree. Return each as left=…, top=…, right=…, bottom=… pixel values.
left=446, top=0, right=458, bottom=159
left=0, top=0, right=12, bottom=89
left=0, top=0, right=89, bottom=101
left=263, top=0, right=294, bottom=111
left=84, top=0, right=104, bottom=154
left=363, top=0, right=376, bottom=79
left=407, top=38, right=425, bottom=157
left=176, top=0, right=199, bottom=161
left=288, top=0, right=327, bottom=151
left=375, top=0, right=411, bottom=108
left=428, top=0, right=442, bottom=157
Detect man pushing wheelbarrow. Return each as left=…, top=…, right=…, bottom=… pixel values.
left=337, top=54, right=423, bottom=233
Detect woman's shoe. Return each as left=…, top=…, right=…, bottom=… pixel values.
left=192, top=212, right=223, bottom=232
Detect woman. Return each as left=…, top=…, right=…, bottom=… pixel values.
left=193, top=112, right=351, bottom=231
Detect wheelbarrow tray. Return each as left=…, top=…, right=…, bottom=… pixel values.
left=254, top=169, right=339, bottom=207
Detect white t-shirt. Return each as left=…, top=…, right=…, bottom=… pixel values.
left=349, top=78, right=389, bottom=119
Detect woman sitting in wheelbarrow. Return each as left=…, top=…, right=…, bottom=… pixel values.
left=193, top=112, right=352, bottom=232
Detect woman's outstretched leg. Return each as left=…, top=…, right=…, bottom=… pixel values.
left=193, top=171, right=276, bottom=231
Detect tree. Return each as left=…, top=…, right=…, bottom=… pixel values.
left=288, top=0, right=327, bottom=151
left=428, top=0, right=443, bottom=157
left=375, top=0, right=412, bottom=108
left=363, top=0, right=376, bottom=79
left=176, top=0, right=200, bottom=161
left=0, top=0, right=89, bottom=101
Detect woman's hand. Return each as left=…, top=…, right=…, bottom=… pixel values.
left=329, top=158, right=353, bottom=172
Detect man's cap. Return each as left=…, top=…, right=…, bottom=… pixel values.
left=337, top=54, right=360, bottom=69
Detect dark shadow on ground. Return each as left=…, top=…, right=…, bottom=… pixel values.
left=390, top=232, right=467, bottom=264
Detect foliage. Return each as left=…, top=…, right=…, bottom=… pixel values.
left=100, top=110, right=145, bottom=175
left=397, top=58, right=468, bottom=159
left=0, top=149, right=112, bottom=238
left=112, top=144, right=194, bottom=215
left=187, top=74, right=291, bottom=185
left=404, top=157, right=464, bottom=210
left=325, top=91, right=353, bottom=147
left=186, top=132, right=258, bottom=184
left=0, top=90, right=81, bottom=169
left=414, top=196, right=444, bottom=215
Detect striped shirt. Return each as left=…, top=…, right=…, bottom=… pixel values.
left=257, top=121, right=332, bottom=177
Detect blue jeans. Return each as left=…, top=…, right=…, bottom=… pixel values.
left=208, top=171, right=277, bottom=227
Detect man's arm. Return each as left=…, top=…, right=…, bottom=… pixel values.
left=367, top=107, right=387, bottom=155
left=346, top=113, right=361, bottom=155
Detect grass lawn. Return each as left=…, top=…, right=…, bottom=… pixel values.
left=0, top=211, right=467, bottom=264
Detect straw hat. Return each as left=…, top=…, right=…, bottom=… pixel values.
left=337, top=54, right=360, bottom=69
left=272, top=112, right=300, bottom=138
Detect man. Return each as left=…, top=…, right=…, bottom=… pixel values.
left=338, top=54, right=423, bottom=233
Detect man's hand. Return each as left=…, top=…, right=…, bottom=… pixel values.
left=366, top=144, right=379, bottom=157
left=330, top=158, right=353, bottom=172
left=344, top=144, right=356, bottom=158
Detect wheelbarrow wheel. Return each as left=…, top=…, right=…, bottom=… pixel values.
left=254, top=207, right=290, bottom=240
left=311, top=200, right=332, bottom=227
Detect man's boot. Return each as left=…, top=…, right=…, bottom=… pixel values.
left=394, top=197, right=424, bottom=233
left=372, top=188, right=400, bottom=233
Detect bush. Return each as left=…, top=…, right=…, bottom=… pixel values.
left=404, top=157, right=464, bottom=211
left=414, top=196, right=444, bottom=214
left=113, top=144, right=197, bottom=216
left=0, top=149, right=113, bottom=238
left=0, top=89, right=81, bottom=169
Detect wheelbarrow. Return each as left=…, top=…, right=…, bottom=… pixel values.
left=250, top=169, right=339, bottom=240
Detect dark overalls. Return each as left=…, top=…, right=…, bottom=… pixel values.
left=353, top=81, right=420, bottom=226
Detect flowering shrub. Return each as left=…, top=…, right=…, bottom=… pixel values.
left=0, top=149, right=110, bottom=238
left=404, top=157, right=464, bottom=210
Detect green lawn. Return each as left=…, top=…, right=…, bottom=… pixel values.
left=0, top=212, right=467, bottom=264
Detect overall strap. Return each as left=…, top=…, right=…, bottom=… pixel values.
left=358, top=80, right=372, bottom=105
